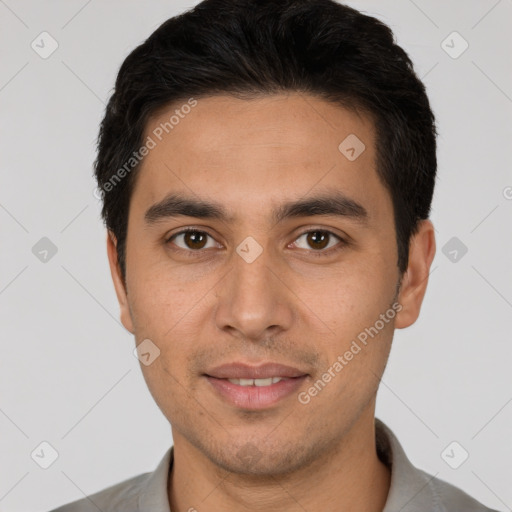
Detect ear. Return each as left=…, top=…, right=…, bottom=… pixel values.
left=395, top=219, right=436, bottom=329
left=106, top=231, right=135, bottom=334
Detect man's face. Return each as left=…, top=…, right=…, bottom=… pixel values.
left=109, top=94, right=410, bottom=475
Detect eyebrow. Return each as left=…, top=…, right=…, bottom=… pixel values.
left=144, top=192, right=369, bottom=226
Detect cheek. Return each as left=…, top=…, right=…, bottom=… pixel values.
left=127, top=255, right=207, bottom=329
left=313, top=266, right=391, bottom=326
left=301, top=263, right=397, bottom=364
left=138, top=357, right=189, bottom=427
left=127, top=267, right=216, bottom=379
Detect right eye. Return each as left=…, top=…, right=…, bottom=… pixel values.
left=167, top=229, right=220, bottom=252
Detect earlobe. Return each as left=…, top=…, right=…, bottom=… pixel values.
left=106, top=231, right=135, bottom=334
left=395, top=219, right=436, bottom=329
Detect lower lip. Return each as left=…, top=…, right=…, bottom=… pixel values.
left=205, top=376, right=307, bottom=410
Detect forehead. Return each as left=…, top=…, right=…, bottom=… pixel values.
left=132, top=93, right=390, bottom=225
left=146, top=93, right=373, bottom=156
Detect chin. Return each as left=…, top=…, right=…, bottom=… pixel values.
left=201, top=436, right=321, bottom=477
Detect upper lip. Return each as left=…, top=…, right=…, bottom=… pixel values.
left=205, top=362, right=307, bottom=379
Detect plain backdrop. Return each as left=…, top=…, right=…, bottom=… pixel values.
left=1, top=1, right=511, bottom=511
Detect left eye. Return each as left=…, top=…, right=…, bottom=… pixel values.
left=292, top=230, right=342, bottom=251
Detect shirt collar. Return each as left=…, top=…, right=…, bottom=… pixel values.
left=137, top=445, right=173, bottom=512
left=376, top=417, right=439, bottom=511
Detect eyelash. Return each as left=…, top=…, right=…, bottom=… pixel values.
left=165, top=227, right=348, bottom=258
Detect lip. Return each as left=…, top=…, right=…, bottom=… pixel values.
left=205, top=362, right=307, bottom=379
left=204, top=362, right=309, bottom=410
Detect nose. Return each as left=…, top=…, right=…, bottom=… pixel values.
left=214, top=246, right=294, bottom=342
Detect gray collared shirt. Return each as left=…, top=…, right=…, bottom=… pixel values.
left=49, top=418, right=499, bottom=512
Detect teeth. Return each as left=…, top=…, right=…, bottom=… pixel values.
left=254, top=378, right=273, bottom=387
left=227, top=377, right=289, bottom=386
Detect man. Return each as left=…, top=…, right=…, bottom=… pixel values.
left=50, top=0, right=499, bottom=510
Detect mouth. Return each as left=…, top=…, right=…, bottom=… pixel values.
left=224, top=377, right=290, bottom=386
left=204, top=362, right=309, bottom=410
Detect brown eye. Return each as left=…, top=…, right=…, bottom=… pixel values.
left=184, top=231, right=207, bottom=249
left=293, top=230, right=343, bottom=252
left=306, top=231, right=329, bottom=250
left=170, top=230, right=216, bottom=251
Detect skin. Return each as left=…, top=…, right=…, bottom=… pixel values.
left=107, top=93, right=436, bottom=512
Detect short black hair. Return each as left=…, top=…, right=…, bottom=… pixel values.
left=94, top=0, right=437, bottom=282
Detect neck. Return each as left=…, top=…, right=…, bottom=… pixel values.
left=169, top=406, right=391, bottom=512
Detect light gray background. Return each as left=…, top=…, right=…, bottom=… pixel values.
left=1, top=1, right=511, bottom=511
